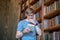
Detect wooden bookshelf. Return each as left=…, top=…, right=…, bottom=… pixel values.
left=22, top=0, right=39, bottom=13
left=26, top=0, right=39, bottom=8
left=29, top=0, right=39, bottom=5
left=44, top=8, right=60, bottom=19
left=34, top=6, right=42, bottom=13
left=44, top=0, right=57, bottom=6
left=44, top=24, right=60, bottom=32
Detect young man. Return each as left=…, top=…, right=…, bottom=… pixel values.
left=16, top=8, right=42, bottom=40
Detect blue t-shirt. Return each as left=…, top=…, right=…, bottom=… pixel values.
left=17, top=19, right=40, bottom=40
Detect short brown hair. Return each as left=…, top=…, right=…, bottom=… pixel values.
left=25, top=8, right=35, bottom=14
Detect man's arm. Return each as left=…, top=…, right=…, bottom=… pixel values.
left=16, top=27, right=32, bottom=39
left=35, top=20, right=42, bottom=36
left=16, top=21, right=23, bottom=39
left=36, top=26, right=42, bottom=36
left=16, top=31, right=23, bottom=38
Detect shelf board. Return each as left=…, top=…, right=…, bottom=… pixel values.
left=30, top=0, right=39, bottom=5
left=44, top=0, right=57, bottom=6
left=34, top=6, right=42, bottom=13
left=44, top=8, right=60, bottom=19
left=44, top=24, right=60, bottom=32
left=26, top=0, right=39, bottom=7
left=37, top=18, right=42, bottom=23
left=21, top=0, right=39, bottom=13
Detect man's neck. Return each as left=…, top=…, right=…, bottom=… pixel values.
left=26, top=18, right=34, bottom=21
left=26, top=18, right=36, bottom=24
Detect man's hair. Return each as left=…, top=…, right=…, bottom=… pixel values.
left=25, top=8, right=35, bottom=14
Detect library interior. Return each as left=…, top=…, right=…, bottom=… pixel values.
left=0, top=0, right=60, bottom=40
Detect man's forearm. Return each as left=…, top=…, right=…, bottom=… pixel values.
left=36, top=26, right=42, bottom=36
left=16, top=31, right=23, bottom=39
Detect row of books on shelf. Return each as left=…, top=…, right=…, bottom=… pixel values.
left=43, top=0, right=60, bottom=29
left=22, top=0, right=42, bottom=11
left=44, top=14, right=60, bottom=29
left=35, top=8, right=60, bottom=29
left=44, top=0, right=60, bottom=14
left=31, top=0, right=42, bottom=11
left=56, top=0, right=60, bottom=9
left=45, top=32, right=60, bottom=40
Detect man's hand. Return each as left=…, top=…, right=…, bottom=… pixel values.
left=22, top=28, right=32, bottom=34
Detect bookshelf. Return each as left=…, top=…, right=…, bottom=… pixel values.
left=44, top=8, right=60, bottom=19
left=44, top=0, right=57, bottom=6
left=34, top=6, right=42, bottom=13
left=20, top=0, right=60, bottom=40
left=22, top=0, right=39, bottom=13
left=44, top=24, right=60, bottom=32
left=29, top=0, right=39, bottom=5
left=43, top=0, right=60, bottom=40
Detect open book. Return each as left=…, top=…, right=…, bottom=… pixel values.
left=26, top=22, right=42, bottom=36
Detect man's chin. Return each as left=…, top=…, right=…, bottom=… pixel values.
left=30, top=18, right=33, bottom=19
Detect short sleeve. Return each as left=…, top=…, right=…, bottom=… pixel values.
left=17, top=21, right=23, bottom=32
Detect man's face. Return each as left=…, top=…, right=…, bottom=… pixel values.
left=27, top=13, right=34, bottom=19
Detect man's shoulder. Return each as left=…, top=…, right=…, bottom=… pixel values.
left=18, top=19, right=26, bottom=23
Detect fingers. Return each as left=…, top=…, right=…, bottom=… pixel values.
left=23, top=28, right=32, bottom=34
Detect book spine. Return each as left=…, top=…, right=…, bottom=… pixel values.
left=58, top=15, right=60, bottom=24
left=50, top=33, right=53, bottom=40
left=55, top=32, right=59, bottom=40
left=55, top=16, right=59, bottom=26
left=51, top=18, right=55, bottom=28
left=40, top=9, right=42, bottom=18
left=44, top=33, right=48, bottom=40
left=58, top=32, right=60, bottom=40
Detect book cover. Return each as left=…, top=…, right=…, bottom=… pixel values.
left=55, top=16, right=59, bottom=26
left=44, top=6, right=47, bottom=16
left=58, top=0, right=60, bottom=8
left=55, top=32, right=59, bottom=40
left=58, top=15, right=60, bottom=24
left=56, top=0, right=59, bottom=9
left=40, top=9, right=42, bottom=18
left=51, top=18, right=55, bottom=28
left=48, top=19, right=51, bottom=28
left=45, top=33, right=48, bottom=40
left=50, top=33, right=53, bottom=40
left=44, top=20, right=48, bottom=29
left=56, top=0, right=60, bottom=8
left=58, top=32, right=60, bottom=40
